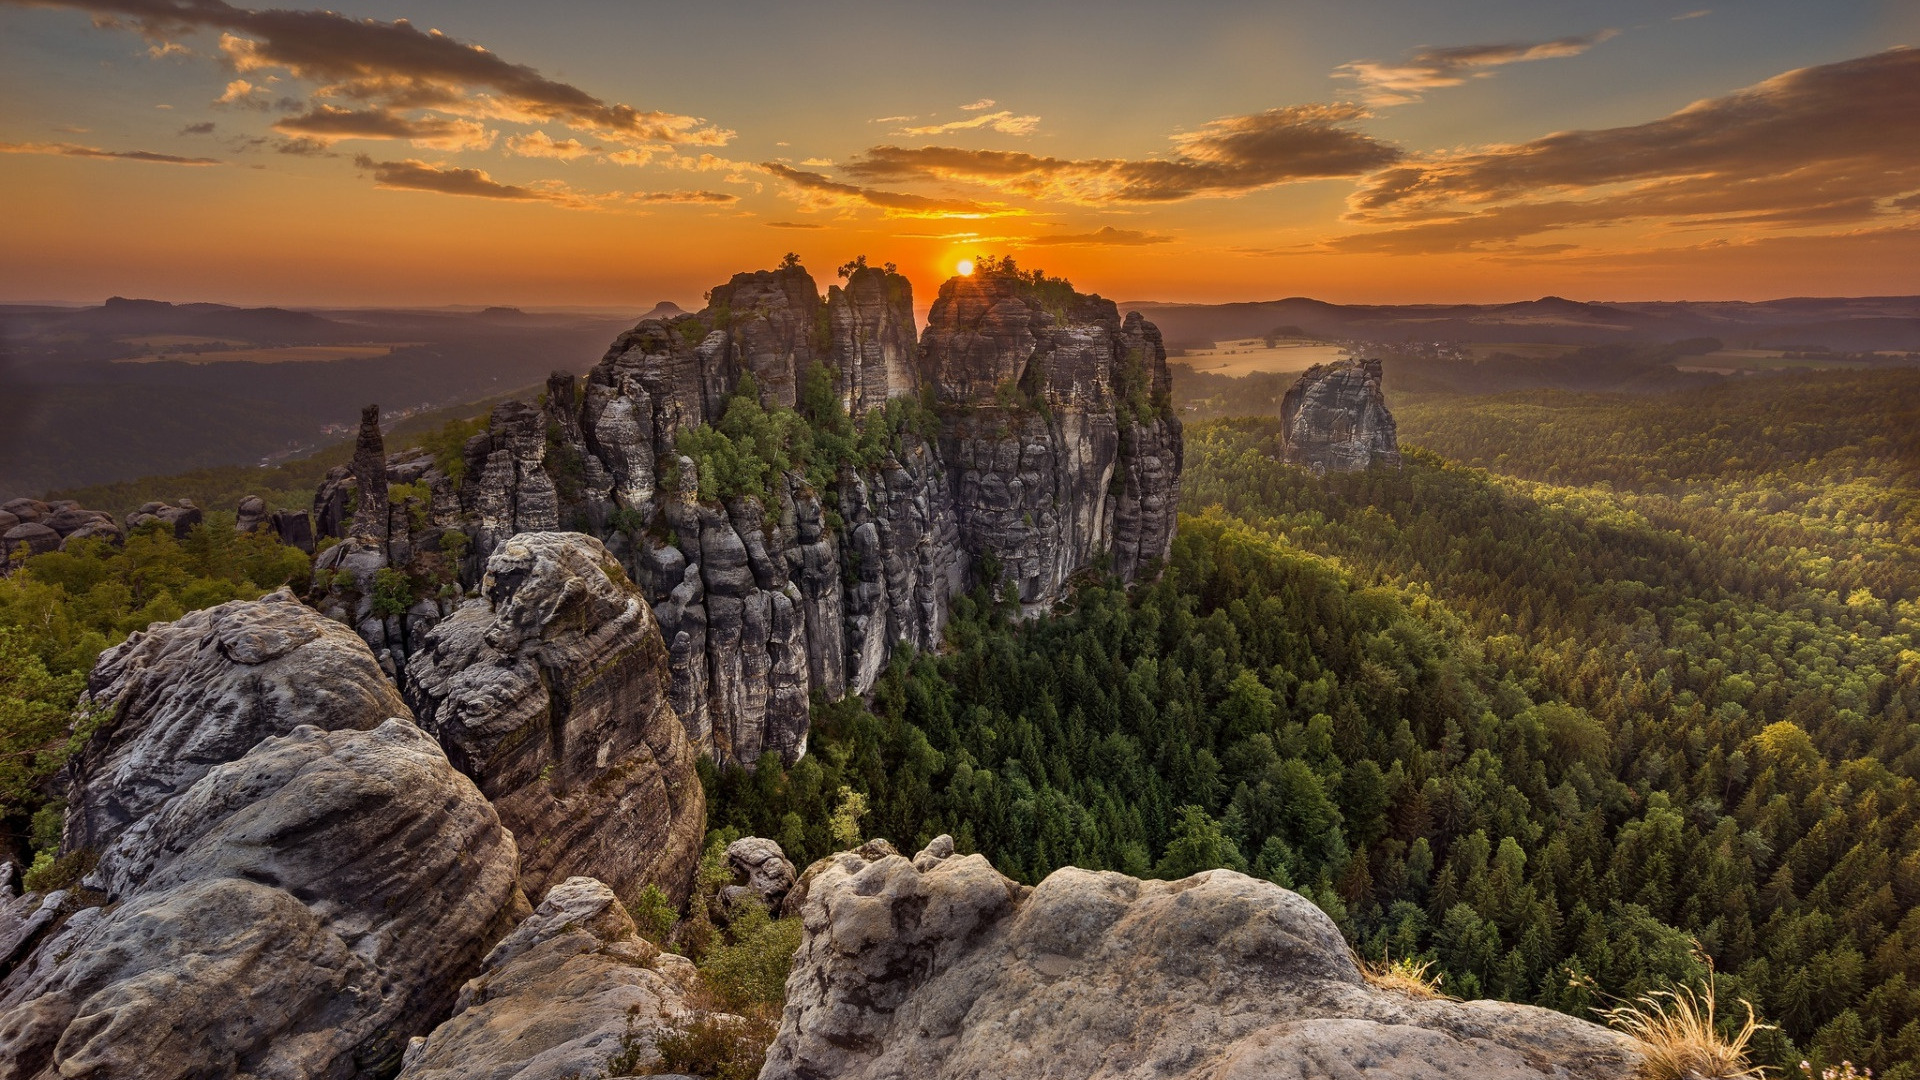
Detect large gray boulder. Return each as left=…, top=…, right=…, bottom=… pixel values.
left=396, top=876, right=705, bottom=1080
left=405, top=532, right=705, bottom=905
left=0, top=720, right=527, bottom=1080
left=61, top=587, right=409, bottom=866
left=760, top=838, right=1640, bottom=1080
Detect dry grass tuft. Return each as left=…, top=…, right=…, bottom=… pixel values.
left=1600, top=975, right=1770, bottom=1080
left=1358, top=952, right=1450, bottom=1000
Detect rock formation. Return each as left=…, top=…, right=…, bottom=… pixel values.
left=404, top=532, right=704, bottom=904
left=396, top=876, right=706, bottom=1080
left=1280, top=358, right=1401, bottom=473
left=60, top=587, right=408, bottom=865
left=723, top=835, right=797, bottom=912
left=760, top=839, right=1640, bottom=1080
left=312, top=261, right=1182, bottom=767
left=126, top=499, right=203, bottom=538
left=0, top=500, right=122, bottom=568
left=0, top=721, right=526, bottom=1080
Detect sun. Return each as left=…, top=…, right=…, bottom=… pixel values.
left=956, top=259, right=974, bottom=276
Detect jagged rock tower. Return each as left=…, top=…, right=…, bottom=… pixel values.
left=308, top=262, right=1182, bottom=766
left=1280, top=357, right=1401, bottom=473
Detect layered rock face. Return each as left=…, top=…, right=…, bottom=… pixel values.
left=762, top=839, right=1639, bottom=1080
left=1281, top=358, right=1402, bottom=473
left=312, top=262, right=1181, bottom=766
left=404, top=532, right=705, bottom=904
left=0, top=720, right=526, bottom=1080
left=396, top=876, right=706, bottom=1080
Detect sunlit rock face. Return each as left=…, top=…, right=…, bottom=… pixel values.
left=760, top=839, right=1641, bottom=1080
left=1280, top=358, right=1402, bottom=473
left=311, top=263, right=1183, bottom=766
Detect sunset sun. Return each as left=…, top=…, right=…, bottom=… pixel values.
left=956, top=259, right=974, bottom=276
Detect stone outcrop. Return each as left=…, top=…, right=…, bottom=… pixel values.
left=760, top=838, right=1640, bottom=1080
left=1280, top=358, right=1401, bottom=473
left=126, top=499, right=202, bottom=538
left=313, top=262, right=1182, bottom=766
left=404, top=532, right=704, bottom=904
left=396, top=876, right=705, bottom=1080
left=0, top=500, right=123, bottom=567
left=0, top=720, right=527, bottom=1080
left=723, top=836, right=797, bottom=912
left=60, top=587, right=408, bottom=866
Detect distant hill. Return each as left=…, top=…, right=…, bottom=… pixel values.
left=1121, top=294, right=1920, bottom=352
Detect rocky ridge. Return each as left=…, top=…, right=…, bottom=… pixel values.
left=306, top=262, right=1183, bottom=766
left=1280, top=358, right=1401, bottom=473
left=762, top=837, right=1640, bottom=1080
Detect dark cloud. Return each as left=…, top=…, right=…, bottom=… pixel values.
left=1022, top=226, right=1172, bottom=246
left=630, top=189, right=737, bottom=205
left=843, top=105, right=1400, bottom=204
left=762, top=162, right=1010, bottom=217
left=0, top=140, right=219, bottom=164
left=353, top=153, right=588, bottom=206
left=179, top=120, right=215, bottom=134
left=1337, top=48, right=1920, bottom=253
left=17, top=0, right=731, bottom=145
left=274, top=104, right=491, bottom=149
left=1335, top=32, right=1617, bottom=106
left=764, top=220, right=824, bottom=229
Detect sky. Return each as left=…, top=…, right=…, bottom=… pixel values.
left=1, top=0, right=1917, bottom=308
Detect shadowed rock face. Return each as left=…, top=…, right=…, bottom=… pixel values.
left=313, top=263, right=1182, bottom=767
left=0, top=721, right=527, bottom=1080
left=1280, top=358, right=1401, bottom=473
left=760, top=840, right=1640, bottom=1080
left=404, top=532, right=705, bottom=905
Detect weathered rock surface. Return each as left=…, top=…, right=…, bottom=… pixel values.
left=126, top=499, right=203, bottom=538
left=723, top=836, right=797, bottom=911
left=0, top=524, right=59, bottom=563
left=61, top=587, right=408, bottom=866
left=0, top=720, right=527, bottom=1080
left=314, top=262, right=1181, bottom=766
left=405, top=532, right=704, bottom=904
left=234, top=494, right=269, bottom=533
left=1281, top=358, right=1401, bottom=473
left=396, top=876, right=704, bottom=1080
left=761, top=839, right=1639, bottom=1080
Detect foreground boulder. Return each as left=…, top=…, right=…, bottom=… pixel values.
left=406, top=532, right=704, bottom=904
left=761, top=839, right=1639, bottom=1080
left=1281, top=358, right=1401, bottom=473
left=397, top=876, right=704, bottom=1080
left=61, top=587, right=408, bottom=865
left=0, top=721, right=527, bottom=1080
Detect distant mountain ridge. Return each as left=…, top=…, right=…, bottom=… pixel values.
left=1122, top=294, right=1920, bottom=351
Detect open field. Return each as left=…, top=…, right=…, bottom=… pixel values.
left=1173, top=338, right=1347, bottom=377
left=1463, top=341, right=1582, bottom=360
left=1673, top=348, right=1881, bottom=373
left=113, top=343, right=421, bottom=364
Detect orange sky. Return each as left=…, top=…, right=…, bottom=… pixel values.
left=2, top=0, right=1917, bottom=308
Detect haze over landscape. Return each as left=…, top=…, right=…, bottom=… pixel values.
left=2, top=5, right=1919, bottom=1080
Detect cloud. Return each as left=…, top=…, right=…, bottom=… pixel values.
left=765, top=220, right=824, bottom=229
left=24, top=0, right=732, bottom=146
left=845, top=104, right=1401, bottom=204
left=274, top=104, right=493, bottom=150
left=506, top=129, right=596, bottom=160
left=629, top=189, right=737, bottom=204
left=762, top=162, right=1012, bottom=218
left=869, top=115, right=915, bottom=124
left=1021, top=226, right=1172, bottom=246
left=897, top=110, right=1040, bottom=137
left=179, top=120, right=215, bottom=134
left=1673, top=10, right=1711, bottom=20
left=1335, top=31, right=1618, bottom=106
left=959, top=98, right=996, bottom=111
left=214, top=77, right=268, bottom=108
left=0, top=140, right=219, bottom=164
left=353, top=153, right=594, bottom=207
left=1335, top=47, right=1920, bottom=253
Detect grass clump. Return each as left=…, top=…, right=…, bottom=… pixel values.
left=1359, top=952, right=1449, bottom=1001
left=1601, top=973, right=1770, bottom=1080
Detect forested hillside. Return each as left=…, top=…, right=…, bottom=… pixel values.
left=707, top=369, right=1920, bottom=1078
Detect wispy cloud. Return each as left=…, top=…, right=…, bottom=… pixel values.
left=506, top=130, right=597, bottom=161
left=765, top=220, right=824, bottom=229
left=353, top=154, right=593, bottom=207
left=1335, top=31, right=1618, bottom=106
left=630, top=189, right=736, bottom=204
left=0, top=140, right=219, bottom=164
left=1335, top=48, right=1920, bottom=254
left=959, top=98, right=996, bottom=111
left=1022, top=226, right=1172, bottom=246
left=846, top=104, right=1401, bottom=204
left=762, top=162, right=1014, bottom=218
left=275, top=105, right=494, bottom=150
left=896, top=110, right=1040, bottom=137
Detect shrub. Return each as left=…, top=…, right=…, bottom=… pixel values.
left=697, top=903, right=803, bottom=1012
left=370, top=567, right=415, bottom=618
left=628, top=882, right=678, bottom=945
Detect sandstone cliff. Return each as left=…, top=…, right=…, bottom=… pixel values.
left=762, top=838, right=1640, bottom=1080
left=312, top=262, right=1182, bottom=767
left=1281, top=358, right=1401, bottom=472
